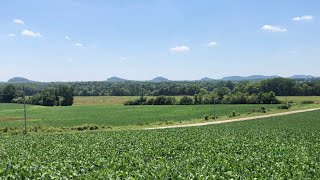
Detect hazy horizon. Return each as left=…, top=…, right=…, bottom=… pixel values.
left=2, top=74, right=319, bottom=83
left=1, top=0, right=319, bottom=82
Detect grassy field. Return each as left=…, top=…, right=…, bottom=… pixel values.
left=73, top=96, right=186, bottom=105
left=1, top=96, right=319, bottom=129
left=75, top=96, right=320, bottom=105
left=74, top=96, right=139, bottom=105
left=278, top=96, right=320, bottom=104
left=1, top=110, right=319, bottom=178
left=0, top=103, right=281, bottom=128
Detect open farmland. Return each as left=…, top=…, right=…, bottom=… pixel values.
left=278, top=96, right=320, bottom=104
left=74, top=96, right=320, bottom=105
left=0, top=103, right=281, bottom=128
left=1, top=110, right=320, bottom=178
left=73, top=96, right=188, bottom=105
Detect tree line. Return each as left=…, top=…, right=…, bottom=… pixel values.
left=0, top=84, right=74, bottom=106
left=124, top=91, right=279, bottom=105
left=1, top=78, right=320, bottom=97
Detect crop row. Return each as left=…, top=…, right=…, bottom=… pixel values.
left=0, top=111, right=320, bottom=178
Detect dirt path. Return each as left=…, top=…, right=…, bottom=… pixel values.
left=146, top=108, right=320, bottom=130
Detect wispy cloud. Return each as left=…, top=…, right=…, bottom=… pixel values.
left=8, top=33, right=16, bottom=37
left=292, top=15, right=313, bottom=21
left=75, top=43, right=84, bottom=47
left=261, top=25, right=287, bottom=32
left=21, top=29, right=42, bottom=38
left=13, top=19, right=24, bottom=25
left=205, top=41, right=219, bottom=47
left=170, top=45, right=190, bottom=52
left=65, top=35, right=71, bottom=40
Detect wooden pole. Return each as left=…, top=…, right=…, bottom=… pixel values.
left=23, top=86, right=27, bottom=134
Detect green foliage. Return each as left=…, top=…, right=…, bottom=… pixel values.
left=153, top=96, right=176, bottom=105
left=179, top=96, right=193, bottom=105
left=203, top=114, right=209, bottom=121
left=301, top=100, right=315, bottom=104
left=27, top=86, right=74, bottom=106
left=1, top=111, right=320, bottom=178
left=60, top=86, right=74, bottom=106
left=124, top=96, right=176, bottom=105
left=124, top=96, right=147, bottom=105
left=277, top=104, right=291, bottom=109
left=0, top=84, right=17, bottom=103
left=2, top=78, right=320, bottom=98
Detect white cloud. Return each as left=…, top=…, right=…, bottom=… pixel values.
left=170, top=45, right=190, bottom=52
left=8, top=33, right=16, bottom=37
left=261, top=25, right=287, bottom=32
left=65, top=35, right=71, bottom=40
left=75, top=43, right=84, bottom=47
left=292, top=15, right=313, bottom=21
left=21, top=29, right=42, bottom=38
left=206, top=41, right=219, bottom=47
left=13, top=19, right=24, bottom=25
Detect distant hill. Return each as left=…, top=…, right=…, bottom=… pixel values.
left=106, top=76, right=128, bottom=82
left=200, top=77, right=216, bottom=81
left=150, top=77, right=169, bottom=82
left=289, top=75, right=318, bottom=79
left=222, top=75, right=280, bottom=81
left=7, top=77, right=34, bottom=83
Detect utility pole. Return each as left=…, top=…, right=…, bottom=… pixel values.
left=23, top=86, right=27, bottom=134
left=213, top=96, right=216, bottom=119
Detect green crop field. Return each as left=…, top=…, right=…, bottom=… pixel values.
left=1, top=110, right=319, bottom=178
left=0, top=103, right=281, bottom=128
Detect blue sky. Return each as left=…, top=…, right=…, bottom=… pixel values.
left=0, top=0, right=319, bottom=82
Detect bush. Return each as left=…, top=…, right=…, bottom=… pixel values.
left=301, top=100, right=314, bottom=104
left=229, top=111, right=240, bottom=117
left=124, top=96, right=147, bottom=105
left=125, top=96, right=176, bottom=105
left=180, top=96, right=193, bottom=105
left=277, top=104, right=291, bottom=109
left=71, top=124, right=100, bottom=131
left=203, top=114, right=209, bottom=121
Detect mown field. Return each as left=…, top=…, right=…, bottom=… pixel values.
left=278, top=96, right=320, bottom=104
left=74, top=96, right=320, bottom=105
left=1, top=110, right=319, bottom=178
left=0, top=103, right=280, bottom=128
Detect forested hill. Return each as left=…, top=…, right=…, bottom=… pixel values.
left=0, top=78, right=320, bottom=96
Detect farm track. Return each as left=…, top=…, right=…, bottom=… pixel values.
left=146, top=108, right=320, bottom=130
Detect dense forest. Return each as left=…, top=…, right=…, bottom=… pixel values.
left=0, top=78, right=320, bottom=97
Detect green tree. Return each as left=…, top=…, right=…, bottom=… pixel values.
left=180, top=96, right=193, bottom=105
left=59, top=86, right=74, bottom=106
left=0, top=84, right=17, bottom=103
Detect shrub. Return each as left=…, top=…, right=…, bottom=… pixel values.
left=301, top=100, right=314, bottom=104
left=203, top=114, right=209, bottom=121
left=180, top=96, right=193, bottom=105
left=277, top=104, right=291, bottom=109
left=260, top=107, right=267, bottom=113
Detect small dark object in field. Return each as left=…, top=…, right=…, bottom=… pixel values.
left=203, top=114, right=209, bottom=121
